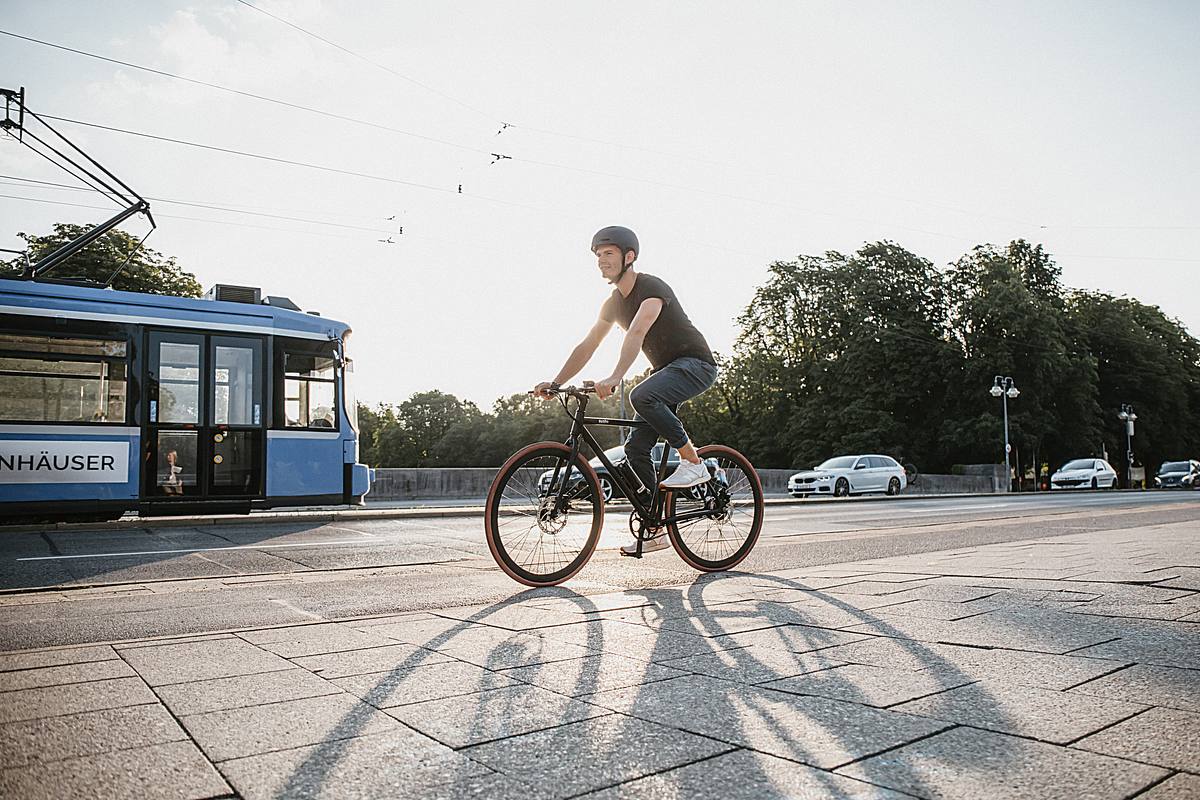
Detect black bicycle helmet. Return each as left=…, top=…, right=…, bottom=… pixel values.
left=591, top=226, right=639, bottom=260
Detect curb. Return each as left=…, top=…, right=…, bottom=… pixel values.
left=0, top=488, right=1162, bottom=534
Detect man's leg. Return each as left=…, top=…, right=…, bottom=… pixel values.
left=622, top=415, right=659, bottom=499
left=629, top=358, right=719, bottom=480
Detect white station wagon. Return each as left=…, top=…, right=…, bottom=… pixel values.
left=789, top=454, right=907, bottom=498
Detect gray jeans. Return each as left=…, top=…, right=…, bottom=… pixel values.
left=624, top=356, right=719, bottom=492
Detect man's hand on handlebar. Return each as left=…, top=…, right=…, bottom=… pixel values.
left=594, top=376, right=620, bottom=401
left=532, top=381, right=558, bottom=400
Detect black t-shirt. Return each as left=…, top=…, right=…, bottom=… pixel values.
left=600, top=273, right=716, bottom=372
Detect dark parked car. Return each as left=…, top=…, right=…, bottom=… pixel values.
left=1155, top=460, right=1200, bottom=489
left=539, top=444, right=680, bottom=502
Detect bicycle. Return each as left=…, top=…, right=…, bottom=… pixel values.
left=484, top=382, right=765, bottom=587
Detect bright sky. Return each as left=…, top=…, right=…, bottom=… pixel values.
left=1, top=1, right=1197, bottom=408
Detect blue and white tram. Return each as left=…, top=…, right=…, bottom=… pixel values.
left=0, top=278, right=372, bottom=521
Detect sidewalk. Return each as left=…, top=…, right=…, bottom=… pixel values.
left=0, top=523, right=1196, bottom=798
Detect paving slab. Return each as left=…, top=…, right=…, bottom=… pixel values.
left=239, top=624, right=398, bottom=658
left=0, top=645, right=117, bottom=672
left=155, top=667, right=343, bottom=715
left=0, top=657, right=136, bottom=691
left=119, top=637, right=294, bottom=685
left=1136, top=773, right=1200, bottom=799
left=718, top=623, right=876, bottom=654
left=218, top=729, right=525, bottom=800
left=763, top=662, right=976, bottom=707
left=351, top=614, right=487, bottom=644
left=385, top=682, right=611, bottom=748
left=331, top=659, right=524, bottom=707
left=180, top=692, right=404, bottom=761
left=869, top=598, right=1000, bottom=621
left=0, top=703, right=186, bottom=768
left=292, top=642, right=453, bottom=679
left=1075, top=706, right=1200, bottom=772
left=842, top=608, right=1119, bottom=654
left=1070, top=619, right=1200, bottom=668
left=0, top=676, right=158, bottom=723
left=1061, top=600, right=1199, bottom=622
left=503, top=652, right=686, bottom=696
left=657, top=643, right=847, bottom=685
left=825, top=580, right=936, bottom=596
left=1068, top=663, right=1200, bottom=710
left=583, top=674, right=948, bottom=769
left=892, top=679, right=1148, bottom=743
left=655, top=600, right=812, bottom=636
left=812, top=638, right=1127, bottom=690
left=429, top=603, right=599, bottom=631
left=0, top=739, right=230, bottom=800
left=538, top=618, right=750, bottom=661
left=432, top=628, right=599, bottom=670
left=902, top=585, right=1003, bottom=603
left=578, top=747, right=909, bottom=799
left=838, top=725, right=1168, bottom=800
left=464, top=715, right=734, bottom=798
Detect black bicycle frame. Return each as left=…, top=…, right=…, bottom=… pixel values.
left=549, top=392, right=715, bottom=533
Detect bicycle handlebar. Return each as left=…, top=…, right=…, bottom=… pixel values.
left=528, top=381, right=598, bottom=398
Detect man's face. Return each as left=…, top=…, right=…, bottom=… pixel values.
left=595, top=244, right=632, bottom=283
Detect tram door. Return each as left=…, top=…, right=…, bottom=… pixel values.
left=145, top=331, right=265, bottom=502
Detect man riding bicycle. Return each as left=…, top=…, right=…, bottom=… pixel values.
left=534, top=226, right=719, bottom=554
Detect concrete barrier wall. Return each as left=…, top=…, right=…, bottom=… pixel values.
left=369, top=466, right=1004, bottom=500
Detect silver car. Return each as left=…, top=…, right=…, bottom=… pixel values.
left=789, top=454, right=907, bottom=498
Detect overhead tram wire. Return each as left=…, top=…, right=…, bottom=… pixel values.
left=0, top=192, right=392, bottom=242
left=0, top=30, right=487, bottom=157
left=37, top=111, right=996, bottom=246
left=0, top=175, right=398, bottom=235
left=0, top=28, right=1056, bottom=235
left=7, top=29, right=1195, bottom=235
left=227, top=3, right=1060, bottom=231
left=232, top=0, right=505, bottom=128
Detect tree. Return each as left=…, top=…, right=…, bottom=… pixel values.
left=940, top=243, right=1101, bottom=479
left=2, top=223, right=202, bottom=297
left=1069, top=292, right=1200, bottom=475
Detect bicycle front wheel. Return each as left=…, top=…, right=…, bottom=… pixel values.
left=484, top=442, right=604, bottom=587
left=665, top=444, right=764, bottom=572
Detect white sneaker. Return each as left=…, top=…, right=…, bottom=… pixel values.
left=660, top=460, right=711, bottom=489
left=620, top=535, right=669, bottom=556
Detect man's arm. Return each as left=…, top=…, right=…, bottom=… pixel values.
left=595, top=298, right=663, bottom=400
left=534, top=315, right=614, bottom=397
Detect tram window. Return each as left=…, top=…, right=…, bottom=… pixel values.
left=157, top=341, right=201, bottom=424
left=0, top=333, right=127, bottom=423
left=280, top=343, right=337, bottom=429
left=214, top=343, right=260, bottom=426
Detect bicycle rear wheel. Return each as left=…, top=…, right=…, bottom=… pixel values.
left=485, top=442, right=604, bottom=587
left=664, top=444, right=763, bottom=572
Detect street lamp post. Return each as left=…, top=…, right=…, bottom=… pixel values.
left=1117, top=404, right=1137, bottom=488
left=990, top=376, right=1020, bottom=492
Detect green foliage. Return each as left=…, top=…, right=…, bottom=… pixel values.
left=2, top=223, right=202, bottom=297
left=359, top=388, right=626, bottom=468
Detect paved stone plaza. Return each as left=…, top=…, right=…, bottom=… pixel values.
left=0, top=521, right=1197, bottom=799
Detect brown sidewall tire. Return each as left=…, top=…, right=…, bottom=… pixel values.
left=484, top=442, right=604, bottom=587
left=666, top=444, right=764, bottom=573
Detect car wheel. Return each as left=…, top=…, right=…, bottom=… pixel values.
left=1090, top=477, right=1098, bottom=489
left=834, top=478, right=849, bottom=498
left=598, top=477, right=614, bottom=503
left=887, top=477, right=901, bottom=495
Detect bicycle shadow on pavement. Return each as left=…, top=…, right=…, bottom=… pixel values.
left=252, top=572, right=1048, bottom=799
